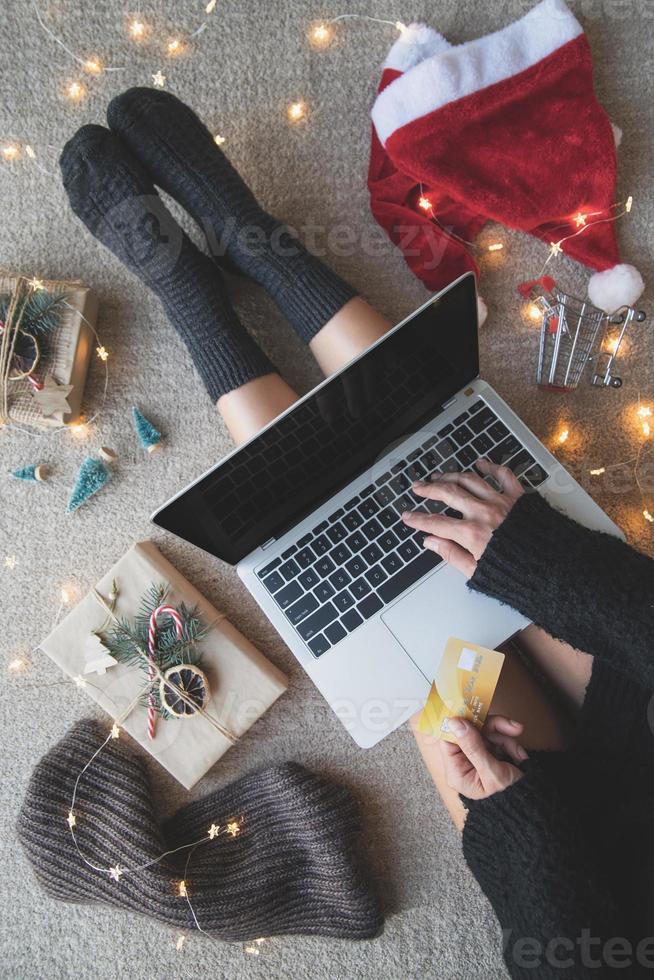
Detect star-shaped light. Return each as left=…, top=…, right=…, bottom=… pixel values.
left=152, top=71, right=166, bottom=88
left=213, top=133, right=226, bottom=146
left=176, top=934, right=187, bottom=951
left=548, top=241, right=563, bottom=257
left=67, top=810, right=76, bottom=829
left=417, top=196, right=432, bottom=211
left=27, top=277, right=45, bottom=291
left=206, top=0, right=217, bottom=11
left=4, top=555, right=16, bottom=569
left=177, top=880, right=188, bottom=897
left=573, top=212, right=587, bottom=228
left=96, top=346, right=109, bottom=361
left=208, top=823, right=221, bottom=839
left=74, top=675, right=87, bottom=689
left=226, top=820, right=241, bottom=837
left=108, top=865, right=123, bottom=882
left=644, top=509, right=654, bottom=523
left=110, top=723, right=120, bottom=740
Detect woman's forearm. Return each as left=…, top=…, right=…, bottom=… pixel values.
left=468, top=491, right=654, bottom=686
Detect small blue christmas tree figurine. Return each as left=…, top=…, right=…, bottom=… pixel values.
left=67, top=448, right=116, bottom=513
left=132, top=407, right=163, bottom=453
left=11, top=464, right=48, bottom=482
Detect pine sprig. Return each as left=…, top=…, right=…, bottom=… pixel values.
left=101, top=582, right=207, bottom=721
left=0, top=288, right=68, bottom=337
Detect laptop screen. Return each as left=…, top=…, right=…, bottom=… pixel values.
left=152, top=274, right=479, bottom=564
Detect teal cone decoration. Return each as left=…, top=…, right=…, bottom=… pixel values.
left=132, top=407, right=163, bottom=453
left=11, top=464, right=47, bottom=482
left=67, top=457, right=110, bottom=513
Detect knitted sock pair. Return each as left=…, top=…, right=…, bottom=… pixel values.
left=60, top=89, right=357, bottom=401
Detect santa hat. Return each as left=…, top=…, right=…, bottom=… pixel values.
left=369, top=0, right=644, bottom=314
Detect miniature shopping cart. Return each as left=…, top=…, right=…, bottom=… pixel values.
left=534, top=286, right=646, bottom=391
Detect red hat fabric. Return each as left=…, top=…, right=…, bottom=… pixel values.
left=368, top=0, right=644, bottom=313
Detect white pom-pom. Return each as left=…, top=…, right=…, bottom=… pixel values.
left=588, top=264, right=644, bottom=313
left=611, top=122, right=622, bottom=148
left=476, top=295, right=488, bottom=326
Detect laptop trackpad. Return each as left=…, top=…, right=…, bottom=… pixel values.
left=381, top=565, right=528, bottom=680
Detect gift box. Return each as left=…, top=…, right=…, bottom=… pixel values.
left=39, top=541, right=288, bottom=789
left=0, top=272, right=97, bottom=429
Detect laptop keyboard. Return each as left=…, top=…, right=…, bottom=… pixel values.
left=256, top=399, right=548, bottom=658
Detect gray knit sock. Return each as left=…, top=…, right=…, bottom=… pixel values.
left=107, top=88, right=358, bottom=344
left=60, top=125, right=275, bottom=401
left=18, top=719, right=383, bottom=941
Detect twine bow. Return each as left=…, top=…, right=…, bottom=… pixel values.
left=92, top=589, right=238, bottom=745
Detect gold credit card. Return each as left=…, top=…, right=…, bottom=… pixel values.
left=417, top=637, right=505, bottom=743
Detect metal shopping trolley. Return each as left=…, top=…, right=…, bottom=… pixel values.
left=534, top=286, right=646, bottom=391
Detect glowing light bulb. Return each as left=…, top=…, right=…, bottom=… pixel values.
left=66, top=81, right=85, bottom=101
left=206, top=0, right=217, bottom=11
left=167, top=38, right=183, bottom=55
left=643, top=422, right=651, bottom=438
left=557, top=428, right=570, bottom=445
left=176, top=934, right=186, bottom=951
left=590, top=467, right=606, bottom=476
left=626, top=195, right=633, bottom=212
left=8, top=657, right=27, bottom=672
left=644, top=509, right=654, bottom=523
left=226, top=820, right=241, bottom=837
left=110, top=723, right=120, bottom=739
left=525, top=302, right=542, bottom=322
left=178, top=880, right=188, bottom=897
left=487, top=242, right=504, bottom=252
left=213, top=133, right=226, bottom=146
left=25, top=145, right=36, bottom=159
left=287, top=101, right=306, bottom=123
left=396, top=21, right=407, bottom=32
left=70, top=422, right=89, bottom=439
left=84, top=57, right=103, bottom=74
left=74, top=675, right=87, bottom=688
left=574, top=212, right=587, bottom=228
left=96, top=345, right=109, bottom=361
left=549, top=241, right=563, bottom=257
left=61, top=586, right=73, bottom=604
left=130, top=19, right=145, bottom=39
left=67, top=810, right=76, bottom=829
left=417, top=196, right=432, bottom=211
left=4, top=555, right=17, bottom=569
left=2, top=144, right=19, bottom=161
left=637, top=405, right=652, bottom=419
left=208, top=823, right=221, bottom=839
left=605, top=336, right=620, bottom=355
left=309, top=21, right=334, bottom=48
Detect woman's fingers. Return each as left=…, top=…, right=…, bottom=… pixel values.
left=410, top=478, right=483, bottom=516
left=474, top=458, right=524, bottom=498
left=486, top=731, right=529, bottom=764
left=402, top=509, right=473, bottom=549
left=484, top=715, right=524, bottom=737
left=423, top=535, right=477, bottom=577
left=418, top=469, right=499, bottom=502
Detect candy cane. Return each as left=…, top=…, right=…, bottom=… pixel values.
left=147, top=604, right=183, bottom=740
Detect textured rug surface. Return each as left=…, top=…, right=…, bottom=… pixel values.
left=1, top=1, right=652, bottom=978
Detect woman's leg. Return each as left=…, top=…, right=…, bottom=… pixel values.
left=511, top=624, right=593, bottom=711
left=219, top=297, right=393, bottom=444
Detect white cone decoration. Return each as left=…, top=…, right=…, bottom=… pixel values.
left=83, top=634, right=118, bottom=675
left=588, top=264, right=644, bottom=314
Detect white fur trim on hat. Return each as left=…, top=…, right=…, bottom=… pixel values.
left=383, top=23, right=450, bottom=73
left=588, top=263, right=644, bottom=313
left=372, top=0, right=583, bottom=145
left=611, top=122, right=623, bottom=148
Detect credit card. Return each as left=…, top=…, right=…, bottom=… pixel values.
left=417, top=637, right=505, bottom=743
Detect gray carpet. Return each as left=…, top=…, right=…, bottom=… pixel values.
left=1, top=1, right=652, bottom=977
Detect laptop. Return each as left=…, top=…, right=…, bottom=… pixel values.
left=152, top=273, right=620, bottom=747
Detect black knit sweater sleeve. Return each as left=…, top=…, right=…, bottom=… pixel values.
left=462, top=758, right=618, bottom=980
left=468, top=491, right=654, bottom=684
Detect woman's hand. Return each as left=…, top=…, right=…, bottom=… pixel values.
left=440, top=715, right=526, bottom=800
left=402, top=459, right=524, bottom=577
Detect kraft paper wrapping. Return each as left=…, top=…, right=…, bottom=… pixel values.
left=39, top=541, right=288, bottom=789
left=0, top=273, right=97, bottom=428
